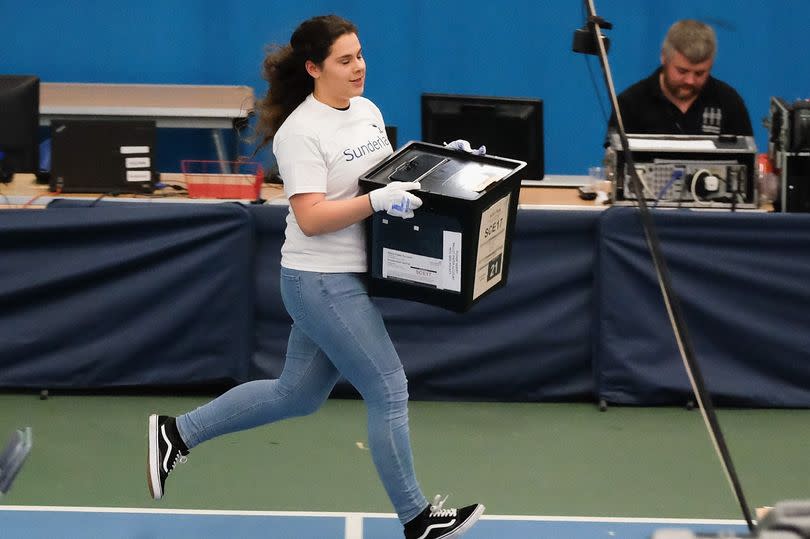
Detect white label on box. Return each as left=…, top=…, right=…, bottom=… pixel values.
left=381, top=231, right=462, bottom=293
left=382, top=248, right=441, bottom=288
left=440, top=231, right=462, bottom=291
left=120, top=146, right=150, bottom=154
left=125, top=157, right=151, bottom=169
left=473, top=193, right=511, bottom=300
left=126, top=170, right=151, bottom=183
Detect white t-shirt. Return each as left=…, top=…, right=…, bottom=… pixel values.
left=273, top=94, right=393, bottom=272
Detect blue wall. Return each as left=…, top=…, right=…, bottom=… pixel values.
left=2, top=0, right=809, bottom=175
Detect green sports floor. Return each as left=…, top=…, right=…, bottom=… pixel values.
left=1, top=391, right=808, bottom=521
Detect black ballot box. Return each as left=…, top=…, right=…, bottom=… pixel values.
left=359, top=141, right=526, bottom=312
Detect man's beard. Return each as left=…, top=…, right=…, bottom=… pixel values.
left=662, top=71, right=699, bottom=101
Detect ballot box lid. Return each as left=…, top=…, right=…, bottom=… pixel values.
left=359, top=141, right=525, bottom=201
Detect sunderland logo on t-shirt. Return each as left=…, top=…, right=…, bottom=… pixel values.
left=342, top=124, right=391, bottom=161
left=701, top=106, right=722, bottom=134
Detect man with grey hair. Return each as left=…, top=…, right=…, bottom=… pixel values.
left=608, top=19, right=752, bottom=136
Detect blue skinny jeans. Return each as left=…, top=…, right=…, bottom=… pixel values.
left=176, top=268, right=428, bottom=523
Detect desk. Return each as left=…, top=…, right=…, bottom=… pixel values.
left=0, top=172, right=287, bottom=207
left=4, top=186, right=805, bottom=406
left=1, top=175, right=592, bottom=209
left=0, top=203, right=255, bottom=388
left=0, top=199, right=599, bottom=401
left=595, top=207, right=810, bottom=407
left=519, top=185, right=607, bottom=209
left=39, top=83, right=255, bottom=166
left=247, top=204, right=600, bottom=401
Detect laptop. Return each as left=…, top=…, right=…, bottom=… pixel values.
left=50, top=119, right=156, bottom=194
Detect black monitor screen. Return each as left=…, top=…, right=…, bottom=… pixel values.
left=0, top=75, right=40, bottom=180
left=421, top=93, right=543, bottom=181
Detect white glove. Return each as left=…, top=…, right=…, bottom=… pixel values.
left=444, top=139, right=486, bottom=156
left=369, top=181, right=422, bottom=219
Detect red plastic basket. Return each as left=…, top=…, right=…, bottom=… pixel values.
left=181, top=160, right=264, bottom=199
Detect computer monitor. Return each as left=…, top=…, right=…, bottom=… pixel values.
left=421, top=93, right=544, bottom=182
left=0, top=75, right=39, bottom=182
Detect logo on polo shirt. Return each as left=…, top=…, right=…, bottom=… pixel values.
left=702, top=107, right=722, bottom=134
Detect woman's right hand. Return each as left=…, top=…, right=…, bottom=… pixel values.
left=368, top=181, right=423, bottom=219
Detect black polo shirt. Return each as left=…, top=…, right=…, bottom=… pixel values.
left=608, top=67, right=753, bottom=137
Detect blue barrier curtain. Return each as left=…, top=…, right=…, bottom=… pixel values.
left=0, top=202, right=254, bottom=388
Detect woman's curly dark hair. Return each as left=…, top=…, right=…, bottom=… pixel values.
left=254, top=15, right=358, bottom=149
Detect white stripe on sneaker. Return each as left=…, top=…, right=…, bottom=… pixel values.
left=160, top=425, right=174, bottom=473
left=440, top=505, right=485, bottom=538
left=417, top=518, right=455, bottom=539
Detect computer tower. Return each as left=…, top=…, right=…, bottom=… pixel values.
left=50, top=119, right=156, bottom=194
left=769, top=97, right=810, bottom=212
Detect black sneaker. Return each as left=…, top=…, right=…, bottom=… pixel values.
left=404, top=495, right=485, bottom=539
left=147, top=414, right=189, bottom=500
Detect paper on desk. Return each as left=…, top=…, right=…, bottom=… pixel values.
left=628, top=138, right=716, bottom=151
